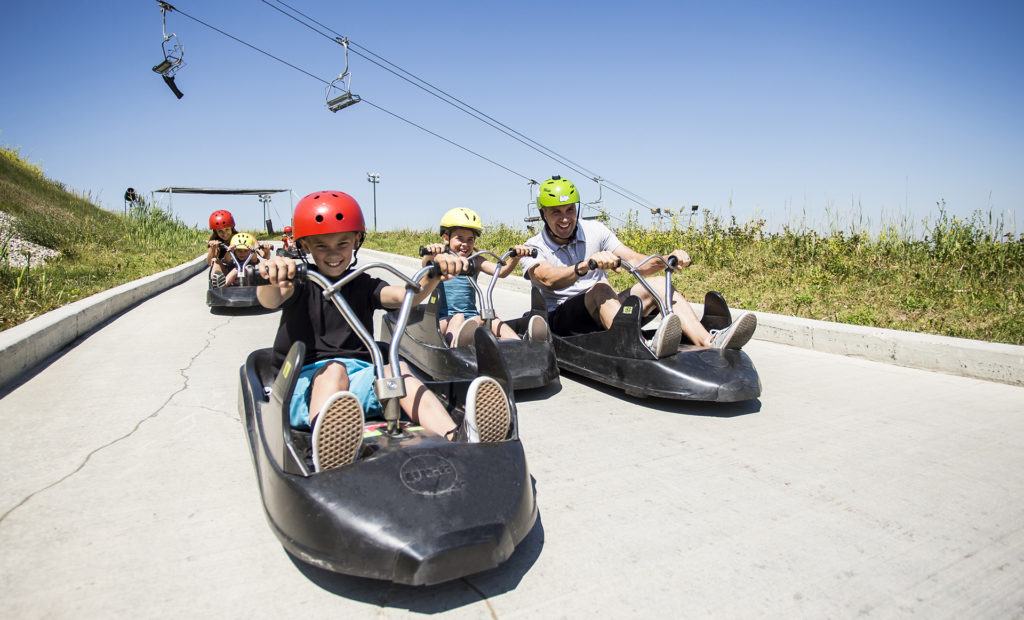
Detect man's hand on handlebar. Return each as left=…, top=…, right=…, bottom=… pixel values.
left=665, top=249, right=692, bottom=269
left=508, top=245, right=534, bottom=258
left=587, top=251, right=621, bottom=271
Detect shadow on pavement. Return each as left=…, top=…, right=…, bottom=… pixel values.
left=514, top=378, right=563, bottom=402
left=563, top=371, right=762, bottom=418
left=289, top=512, right=545, bottom=612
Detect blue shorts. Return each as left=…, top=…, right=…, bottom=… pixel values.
left=288, top=358, right=383, bottom=430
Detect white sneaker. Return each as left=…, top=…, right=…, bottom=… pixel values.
left=462, top=376, right=511, bottom=443
left=649, top=314, right=682, bottom=358
left=311, top=391, right=365, bottom=472
left=710, top=312, right=757, bottom=350
left=450, top=318, right=481, bottom=348
left=525, top=315, right=550, bottom=342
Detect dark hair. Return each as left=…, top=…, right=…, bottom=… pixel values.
left=209, top=227, right=239, bottom=241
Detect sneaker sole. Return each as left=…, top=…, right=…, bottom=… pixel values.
left=312, top=393, right=364, bottom=472
left=724, top=313, right=757, bottom=350
left=468, top=378, right=510, bottom=443
left=652, top=314, right=683, bottom=358
left=528, top=316, right=549, bottom=342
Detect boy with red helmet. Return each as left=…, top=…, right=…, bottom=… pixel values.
left=258, top=191, right=511, bottom=471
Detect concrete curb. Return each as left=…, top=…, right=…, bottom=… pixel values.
left=360, top=248, right=1024, bottom=387
left=0, top=255, right=208, bottom=389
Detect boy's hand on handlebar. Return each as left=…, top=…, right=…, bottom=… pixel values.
left=588, top=251, right=620, bottom=271
left=432, top=253, right=469, bottom=280
left=665, top=249, right=691, bottom=268
left=261, top=256, right=297, bottom=288
left=420, top=243, right=447, bottom=265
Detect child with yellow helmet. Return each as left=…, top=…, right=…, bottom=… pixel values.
left=422, top=207, right=548, bottom=347
left=222, top=232, right=271, bottom=286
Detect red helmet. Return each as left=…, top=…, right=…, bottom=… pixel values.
left=209, top=210, right=235, bottom=230
left=283, top=225, right=293, bottom=235
left=292, top=191, right=366, bottom=240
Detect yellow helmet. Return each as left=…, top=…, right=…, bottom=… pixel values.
left=439, top=207, right=483, bottom=235
left=230, top=232, right=257, bottom=250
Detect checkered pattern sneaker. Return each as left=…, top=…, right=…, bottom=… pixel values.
left=462, top=376, right=511, bottom=443
left=311, top=391, right=365, bottom=472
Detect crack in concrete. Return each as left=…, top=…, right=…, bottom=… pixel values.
left=193, top=404, right=240, bottom=422
left=0, top=317, right=233, bottom=526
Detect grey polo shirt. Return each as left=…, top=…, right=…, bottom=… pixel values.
left=521, top=219, right=622, bottom=312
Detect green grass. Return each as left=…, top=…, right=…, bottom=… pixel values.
left=1, top=147, right=207, bottom=330
left=364, top=211, right=1024, bottom=345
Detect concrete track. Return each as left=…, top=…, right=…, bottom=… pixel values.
left=1, top=268, right=1023, bottom=618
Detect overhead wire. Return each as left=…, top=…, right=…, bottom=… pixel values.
left=168, top=4, right=535, bottom=183
left=258, top=0, right=656, bottom=218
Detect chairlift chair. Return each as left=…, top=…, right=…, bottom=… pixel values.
left=152, top=2, right=185, bottom=99
left=326, top=36, right=361, bottom=112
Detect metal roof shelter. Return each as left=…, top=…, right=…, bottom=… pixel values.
left=153, top=187, right=291, bottom=234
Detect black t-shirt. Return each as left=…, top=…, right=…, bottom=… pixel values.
left=271, top=272, right=388, bottom=372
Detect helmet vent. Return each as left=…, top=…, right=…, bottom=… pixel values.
left=335, top=213, right=344, bottom=220
left=315, top=214, right=324, bottom=222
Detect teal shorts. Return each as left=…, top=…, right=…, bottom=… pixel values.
left=288, top=358, right=383, bottom=430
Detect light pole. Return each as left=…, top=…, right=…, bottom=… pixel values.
left=366, top=172, right=380, bottom=231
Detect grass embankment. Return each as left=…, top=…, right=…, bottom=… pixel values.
left=364, top=214, right=1024, bottom=345
left=0, top=148, right=206, bottom=331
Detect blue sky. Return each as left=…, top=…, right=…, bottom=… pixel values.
left=1, top=1, right=1021, bottom=235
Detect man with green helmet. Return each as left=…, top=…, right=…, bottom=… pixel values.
left=519, top=175, right=757, bottom=355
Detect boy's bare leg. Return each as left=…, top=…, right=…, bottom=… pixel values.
left=308, top=363, right=350, bottom=426
left=584, top=282, right=620, bottom=329
left=492, top=320, right=518, bottom=339
left=444, top=313, right=465, bottom=346
left=388, top=363, right=456, bottom=436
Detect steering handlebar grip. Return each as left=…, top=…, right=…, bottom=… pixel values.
left=666, top=255, right=679, bottom=269
left=250, top=261, right=306, bottom=286
left=418, top=246, right=431, bottom=257
left=428, top=258, right=477, bottom=279
left=587, top=258, right=622, bottom=270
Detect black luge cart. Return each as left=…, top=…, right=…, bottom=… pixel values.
left=381, top=248, right=559, bottom=391
left=547, top=255, right=761, bottom=402
left=238, top=261, right=537, bottom=585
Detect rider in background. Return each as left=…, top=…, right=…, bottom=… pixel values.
left=206, top=210, right=238, bottom=287
left=222, top=232, right=268, bottom=286
left=519, top=176, right=757, bottom=356
left=421, top=207, right=547, bottom=347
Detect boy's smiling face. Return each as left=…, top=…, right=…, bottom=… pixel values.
left=444, top=227, right=478, bottom=258
left=304, top=231, right=360, bottom=277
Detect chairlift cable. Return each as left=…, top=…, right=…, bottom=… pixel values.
left=166, top=5, right=534, bottom=183
left=258, top=0, right=597, bottom=187
left=259, top=0, right=661, bottom=214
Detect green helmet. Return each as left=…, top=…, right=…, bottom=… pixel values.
left=537, top=175, right=580, bottom=209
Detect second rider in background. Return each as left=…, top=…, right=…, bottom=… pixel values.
left=422, top=207, right=549, bottom=347
left=520, top=176, right=757, bottom=357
